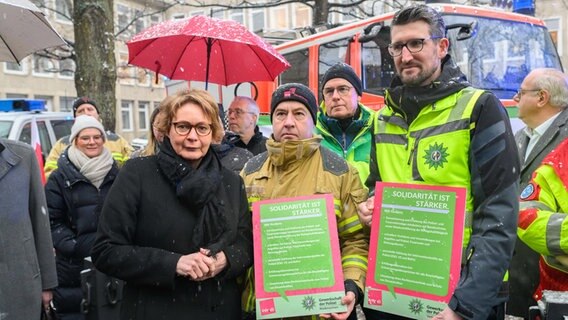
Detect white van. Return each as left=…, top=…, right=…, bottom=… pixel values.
left=0, top=111, right=74, bottom=160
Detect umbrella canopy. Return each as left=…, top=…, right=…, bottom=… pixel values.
left=127, top=15, right=290, bottom=89
left=0, top=0, right=66, bottom=63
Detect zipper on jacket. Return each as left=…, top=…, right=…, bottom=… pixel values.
left=407, top=133, right=414, bottom=165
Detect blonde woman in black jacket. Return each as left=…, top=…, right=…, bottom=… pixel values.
left=92, top=89, right=253, bottom=320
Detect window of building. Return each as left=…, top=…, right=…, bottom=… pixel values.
left=280, top=49, right=309, bottom=87
left=134, top=9, right=146, bottom=34
left=293, top=4, right=311, bottom=28
left=118, top=51, right=135, bottom=85
left=230, top=9, right=244, bottom=25
left=55, top=0, right=72, bottom=22
left=136, top=68, right=150, bottom=86
left=544, top=17, right=562, bottom=56
left=117, top=4, right=130, bottom=39
left=150, top=14, right=161, bottom=27
left=34, top=95, right=54, bottom=111
left=172, top=13, right=185, bottom=20
left=212, top=9, right=224, bottom=20
left=121, top=100, right=134, bottom=131
left=270, top=6, right=288, bottom=29
left=6, top=93, right=28, bottom=99
left=58, top=58, right=75, bottom=78
left=59, top=96, right=74, bottom=112
left=250, top=8, right=265, bottom=32
left=138, top=101, right=149, bottom=130
left=4, top=60, right=27, bottom=75
left=32, top=55, right=56, bottom=76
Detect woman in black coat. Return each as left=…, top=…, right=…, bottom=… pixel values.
left=45, top=115, right=118, bottom=320
left=91, top=89, right=253, bottom=320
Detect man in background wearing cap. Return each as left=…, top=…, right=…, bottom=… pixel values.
left=240, top=83, right=368, bottom=320
left=317, top=62, right=374, bottom=184
left=44, top=97, right=132, bottom=178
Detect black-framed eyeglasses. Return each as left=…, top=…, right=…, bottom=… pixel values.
left=322, top=85, right=353, bottom=99
left=227, top=109, right=254, bottom=117
left=172, top=121, right=212, bottom=136
left=515, top=88, right=541, bottom=98
left=387, top=36, right=442, bottom=57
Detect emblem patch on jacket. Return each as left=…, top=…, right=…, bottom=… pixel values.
left=423, top=142, right=449, bottom=169
left=520, top=182, right=538, bottom=200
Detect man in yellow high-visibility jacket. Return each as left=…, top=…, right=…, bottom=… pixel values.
left=518, top=137, right=568, bottom=301
left=44, top=97, right=132, bottom=178
left=358, top=5, right=519, bottom=320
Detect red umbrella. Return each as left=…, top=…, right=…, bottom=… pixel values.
left=127, top=15, right=290, bottom=89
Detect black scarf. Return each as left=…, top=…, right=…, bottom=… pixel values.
left=157, top=137, right=228, bottom=255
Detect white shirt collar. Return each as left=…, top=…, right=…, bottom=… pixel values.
left=523, top=112, right=561, bottom=139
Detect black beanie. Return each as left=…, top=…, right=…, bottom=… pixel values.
left=321, top=62, right=362, bottom=96
left=270, top=83, right=318, bottom=123
left=72, top=97, right=99, bottom=117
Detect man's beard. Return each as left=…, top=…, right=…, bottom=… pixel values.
left=399, top=63, right=438, bottom=87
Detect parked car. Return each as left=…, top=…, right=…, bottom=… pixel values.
left=0, top=111, right=74, bottom=160
left=131, top=133, right=148, bottom=151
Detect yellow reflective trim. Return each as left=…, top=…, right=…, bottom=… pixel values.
left=243, top=268, right=256, bottom=312
left=337, top=215, right=358, bottom=228
left=44, top=161, right=58, bottom=169
left=334, top=199, right=342, bottom=217
left=338, top=216, right=363, bottom=235
left=342, top=254, right=368, bottom=263
left=111, top=152, right=125, bottom=161
left=342, top=255, right=368, bottom=270
left=520, top=200, right=553, bottom=212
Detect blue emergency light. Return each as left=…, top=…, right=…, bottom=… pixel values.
left=0, top=99, right=46, bottom=112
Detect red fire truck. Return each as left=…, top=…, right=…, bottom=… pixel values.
left=251, top=3, right=562, bottom=131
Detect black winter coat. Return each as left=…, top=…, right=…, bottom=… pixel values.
left=45, top=150, right=118, bottom=316
left=91, top=155, right=253, bottom=320
left=232, top=126, right=268, bottom=156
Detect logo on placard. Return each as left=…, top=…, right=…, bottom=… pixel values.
left=302, top=296, right=316, bottom=311
left=259, top=299, right=276, bottom=316
left=423, top=142, right=449, bottom=169
left=408, top=298, right=424, bottom=315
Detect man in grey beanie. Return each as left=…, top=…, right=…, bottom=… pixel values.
left=316, top=62, right=375, bottom=184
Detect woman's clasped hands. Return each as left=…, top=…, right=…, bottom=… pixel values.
left=176, top=248, right=227, bottom=281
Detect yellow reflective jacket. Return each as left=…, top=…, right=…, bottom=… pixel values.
left=240, top=136, right=369, bottom=317
left=44, top=132, right=133, bottom=178
left=518, top=138, right=568, bottom=298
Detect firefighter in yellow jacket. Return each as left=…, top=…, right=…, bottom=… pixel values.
left=518, top=137, right=568, bottom=300
left=44, top=97, right=132, bottom=178
left=240, top=83, right=369, bottom=320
